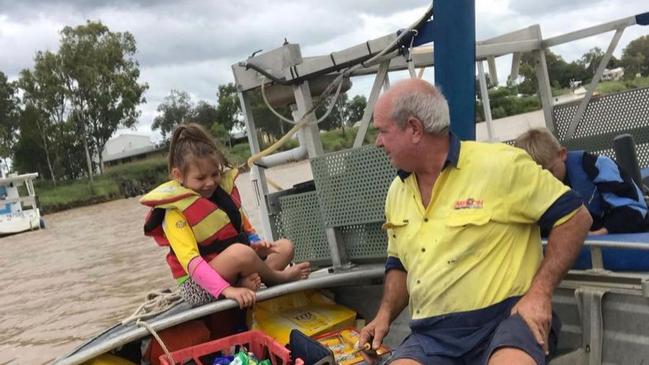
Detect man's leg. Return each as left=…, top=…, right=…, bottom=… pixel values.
left=388, top=334, right=459, bottom=365
left=488, top=348, right=535, bottom=365
left=391, top=359, right=423, bottom=365
left=483, top=313, right=560, bottom=365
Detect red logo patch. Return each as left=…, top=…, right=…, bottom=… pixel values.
left=454, top=198, right=484, bottom=209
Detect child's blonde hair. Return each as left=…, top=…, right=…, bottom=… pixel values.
left=168, top=123, right=229, bottom=176
left=514, top=127, right=563, bottom=168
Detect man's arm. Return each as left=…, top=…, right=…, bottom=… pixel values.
left=512, top=205, right=592, bottom=352
left=359, top=269, right=409, bottom=351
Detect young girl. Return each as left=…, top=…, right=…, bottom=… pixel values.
left=141, top=123, right=310, bottom=308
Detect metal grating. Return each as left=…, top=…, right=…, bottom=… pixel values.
left=552, top=87, right=649, bottom=167
left=310, top=145, right=396, bottom=227
left=277, top=191, right=331, bottom=265
left=339, top=223, right=388, bottom=261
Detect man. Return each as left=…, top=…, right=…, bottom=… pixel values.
left=359, top=79, right=592, bottom=365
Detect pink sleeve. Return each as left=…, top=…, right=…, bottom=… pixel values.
left=188, top=257, right=231, bottom=298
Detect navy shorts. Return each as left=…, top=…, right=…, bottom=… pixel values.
left=389, top=313, right=560, bottom=365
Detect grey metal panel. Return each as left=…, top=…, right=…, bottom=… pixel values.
left=310, top=145, right=396, bottom=228
left=276, top=191, right=331, bottom=265
left=601, top=292, right=649, bottom=363
left=552, top=87, right=649, bottom=167
left=231, top=44, right=302, bottom=91
left=339, top=223, right=388, bottom=261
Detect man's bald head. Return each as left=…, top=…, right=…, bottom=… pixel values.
left=375, top=78, right=450, bottom=135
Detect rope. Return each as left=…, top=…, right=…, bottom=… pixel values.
left=137, top=319, right=175, bottom=365
left=247, top=74, right=345, bottom=168
left=119, top=289, right=184, bottom=364
left=121, top=288, right=184, bottom=325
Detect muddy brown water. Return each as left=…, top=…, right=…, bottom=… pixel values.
left=0, top=161, right=312, bottom=364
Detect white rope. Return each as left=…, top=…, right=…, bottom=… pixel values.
left=121, top=288, right=184, bottom=325
left=137, top=319, right=175, bottom=365
left=259, top=71, right=346, bottom=126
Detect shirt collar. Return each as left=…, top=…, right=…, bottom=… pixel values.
left=397, top=131, right=461, bottom=181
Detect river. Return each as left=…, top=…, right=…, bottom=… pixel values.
left=0, top=161, right=313, bottom=364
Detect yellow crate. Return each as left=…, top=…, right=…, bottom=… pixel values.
left=249, top=290, right=356, bottom=345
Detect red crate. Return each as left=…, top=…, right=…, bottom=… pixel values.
left=159, top=330, right=298, bottom=365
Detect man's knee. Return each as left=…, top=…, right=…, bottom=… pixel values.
left=390, top=359, right=423, bottom=365
left=488, top=347, right=536, bottom=365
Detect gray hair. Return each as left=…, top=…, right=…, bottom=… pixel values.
left=391, top=90, right=450, bottom=134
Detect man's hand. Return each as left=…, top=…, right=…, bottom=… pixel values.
left=511, top=289, right=552, bottom=355
left=251, top=240, right=279, bottom=258
left=358, top=315, right=391, bottom=364
left=222, top=286, right=256, bottom=309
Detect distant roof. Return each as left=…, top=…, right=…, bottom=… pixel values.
left=103, top=145, right=159, bottom=163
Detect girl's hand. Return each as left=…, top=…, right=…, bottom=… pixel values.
left=221, top=286, right=256, bottom=309
left=251, top=240, right=279, bottom=258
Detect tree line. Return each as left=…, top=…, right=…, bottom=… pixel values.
left=0, top=20, right=147, bottom=184
left=150, top=85, right=368, bottom=147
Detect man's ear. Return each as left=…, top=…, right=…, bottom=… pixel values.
left=171, top=167, right=183, bottom=182
left=406, top=117, right=424, bottom=143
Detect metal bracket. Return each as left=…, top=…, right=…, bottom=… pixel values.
left=575, top=287, right=609, bottom=365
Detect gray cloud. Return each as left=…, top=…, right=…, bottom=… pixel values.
left=507, top=0, right=606, bottom=16
left=1, top=0, right=647, bottom=138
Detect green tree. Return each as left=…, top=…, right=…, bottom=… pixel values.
left=17, top=51, right=68, bottom=183
left=152, top=89, right=193, bottom=140
left=317, top=92, right=348, bottom=131
left=621, top=35, right=649, bottom=78
left=0, top=72, right=19, bottom=168
left=215, top=83, right=245, bottom=133
left=210, top=123, right=230, bottom=146
left=518, top=50, right=588, bottom=94
left=58, top=20, right=148, bottom=178
left=191, top=100, right=219, bottom=130
left=347, top=95, right=367, bottom=126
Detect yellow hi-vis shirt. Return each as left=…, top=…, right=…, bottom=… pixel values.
left=384, top=140, right=575, bottom=319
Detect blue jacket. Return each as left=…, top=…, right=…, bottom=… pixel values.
left=565, top=151, right=649, bottom=233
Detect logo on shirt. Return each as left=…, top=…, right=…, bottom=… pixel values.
left=454, top=198, right=484, bottom=210
left=176, top=220, right=187, bottom=229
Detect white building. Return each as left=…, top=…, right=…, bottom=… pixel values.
left=102, top=134, right=160, bottom=168
left=602, top=67, right=624, bottom=81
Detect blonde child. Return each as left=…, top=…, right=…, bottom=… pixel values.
left=515, top=127, right=649, bottom=235
left=141, top=123, right=310, bottom=308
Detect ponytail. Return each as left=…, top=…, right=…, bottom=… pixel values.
left=168, top=123, right=229, bottom=175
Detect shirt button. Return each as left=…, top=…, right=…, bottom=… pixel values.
left=421, top=248, right=426, bottom=252
left=392, top=234, right=396, bottom=238
left=417, top=279, right=421, bottom=284
left=424, top=218, right=429, bottom=222
left=416, top=309, right=420, bottom=314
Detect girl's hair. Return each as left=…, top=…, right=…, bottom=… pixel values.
left=514, top=127, right=562, bottom=168
left=168, top=123, right=229, bottom=175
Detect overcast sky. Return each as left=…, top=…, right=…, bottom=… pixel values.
left=1, top=0, right=647, bottom=141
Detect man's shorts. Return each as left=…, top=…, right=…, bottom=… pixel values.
left=389, top=313, right=560, bottom=365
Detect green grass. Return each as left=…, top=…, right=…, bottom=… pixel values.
left=37, top=178, right=120, bottom=212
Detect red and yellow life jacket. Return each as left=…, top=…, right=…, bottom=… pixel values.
left=140, top=169, right=248, bottom=279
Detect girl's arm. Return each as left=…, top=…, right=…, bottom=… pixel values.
left=163, top=210, right=230, bottom=297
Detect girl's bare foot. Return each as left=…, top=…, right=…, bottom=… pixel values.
left=282, top=262, right=311, bottom=282
left=238, top=272, right=262, bottom=290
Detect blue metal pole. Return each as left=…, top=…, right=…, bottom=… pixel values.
left=433, top=0, right=476, bottom=140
